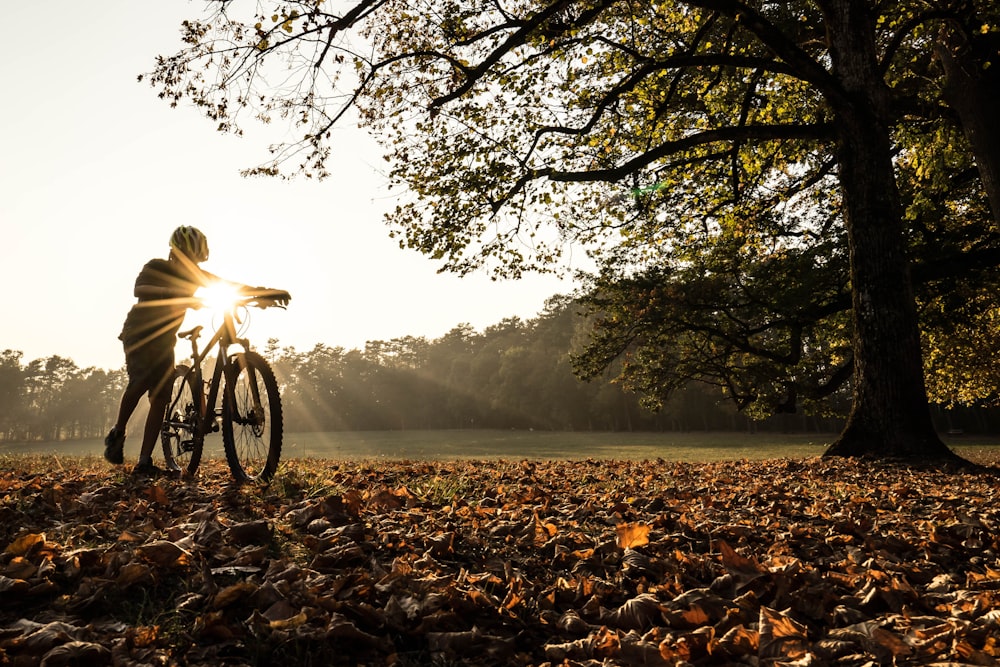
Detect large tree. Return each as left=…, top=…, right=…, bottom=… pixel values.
left=147, top=0, right=1000, bottom=459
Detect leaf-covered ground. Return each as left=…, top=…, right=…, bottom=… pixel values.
left=2, top=453, right=1000, bottom=666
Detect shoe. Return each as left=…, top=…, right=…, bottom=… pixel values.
left=104, top=428, right=125, bottom=464
left=131, top=461, right=180, bottom=479
left=131, top=461, right=165, bottom=478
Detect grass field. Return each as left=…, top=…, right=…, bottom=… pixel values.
left=3, top=429, right=997, bottom=462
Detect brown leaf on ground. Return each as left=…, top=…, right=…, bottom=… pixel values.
left=136, top=539, right=191, bottom=567
left=615, top=521, right=650, bottom=549
left=2, top=455, right=1000, bottom=665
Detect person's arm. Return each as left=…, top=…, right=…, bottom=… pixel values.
left=134, top=284, right=190, bottom=300
left=189, top=266, right=290, bottom=306
left=133, top=259, right=204, bottom=302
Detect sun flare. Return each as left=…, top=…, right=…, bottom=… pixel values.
left=195, top=281, right=242, bottom=313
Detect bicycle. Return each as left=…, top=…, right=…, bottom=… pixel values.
left=160, top=287, right=289, bottom=484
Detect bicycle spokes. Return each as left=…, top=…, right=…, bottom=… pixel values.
left=233, top=403, right=267, bottom=436
left=222, top=351, right=283, bottom=484
left=162, top=365, right=205, bottom=476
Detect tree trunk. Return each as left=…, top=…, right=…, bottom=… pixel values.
left=938, top=24, right=1000, bottom=224
left=820, top=0, right=955, bottom=459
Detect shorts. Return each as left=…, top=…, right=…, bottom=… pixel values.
left=123, top=338, right=176, bottom=401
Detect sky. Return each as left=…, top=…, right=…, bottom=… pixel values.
left=1, top=1, right=576, bottom=372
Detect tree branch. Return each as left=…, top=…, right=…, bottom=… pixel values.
left=683, top=0, right=844, bottom=102
left=430, top=0, right=617, bottom=109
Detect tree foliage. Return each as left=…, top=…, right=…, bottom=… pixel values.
left=144, top=0, right=1000, bottom=458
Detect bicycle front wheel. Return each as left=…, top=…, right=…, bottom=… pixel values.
left=222, top=351, right=283, bottom=483
left=161, top=364, right=204, bottom=477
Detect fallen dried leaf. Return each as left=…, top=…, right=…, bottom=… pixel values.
left=2, top=456, right=1000, bottom=665
left=615, top=521, right=651, bottom=549
left=5, top=533, right=45, bottom=557
left=136, top=540, right=190, bottom=567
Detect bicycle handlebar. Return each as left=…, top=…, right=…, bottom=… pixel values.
left=242, top=288, right=291, bottom=309
left=197, top=289, right=291, bottom=311
left=240, top=296, right=288, bottom=310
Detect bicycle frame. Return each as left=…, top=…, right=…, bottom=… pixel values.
left=164, top=303, right=262, bottom=443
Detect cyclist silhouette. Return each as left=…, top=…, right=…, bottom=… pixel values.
left=104, top=226, right=289, bottom=476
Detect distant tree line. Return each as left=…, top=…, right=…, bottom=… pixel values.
left=1, top=296, right=996, bottom=442
left=268, top=296, right=841, bottom=434
left=0, top=350, right=125, bottom=442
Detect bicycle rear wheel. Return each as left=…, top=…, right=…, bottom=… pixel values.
left=161, top=365, right=205, bottom=477
left=222, top=351, right=283, bottom=483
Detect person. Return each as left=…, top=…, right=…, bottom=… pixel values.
left=104, top=226, right=289, bottom=477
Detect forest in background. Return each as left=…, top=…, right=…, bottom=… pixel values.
left=0, top=295, right=992, bottom=443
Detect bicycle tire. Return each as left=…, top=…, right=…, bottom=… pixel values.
left=221, top=351, right=283, bottom=483
left=161, top=365, right=205, bottom=477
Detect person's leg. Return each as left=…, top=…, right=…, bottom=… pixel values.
left=106, top=342, right=154, bottom=464
left=138, top=391, right=168, bottom=463
left=133, top=352, right=176, bottom=475
left=106, top=375, right=145, bottom=464
left=112, top=380, right=146, bottom=433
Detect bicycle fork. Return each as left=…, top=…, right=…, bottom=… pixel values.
left=231, top=354, right=267, bottom=435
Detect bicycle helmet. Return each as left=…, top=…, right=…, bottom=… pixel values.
left=169, top=226, right=210, bottom=262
